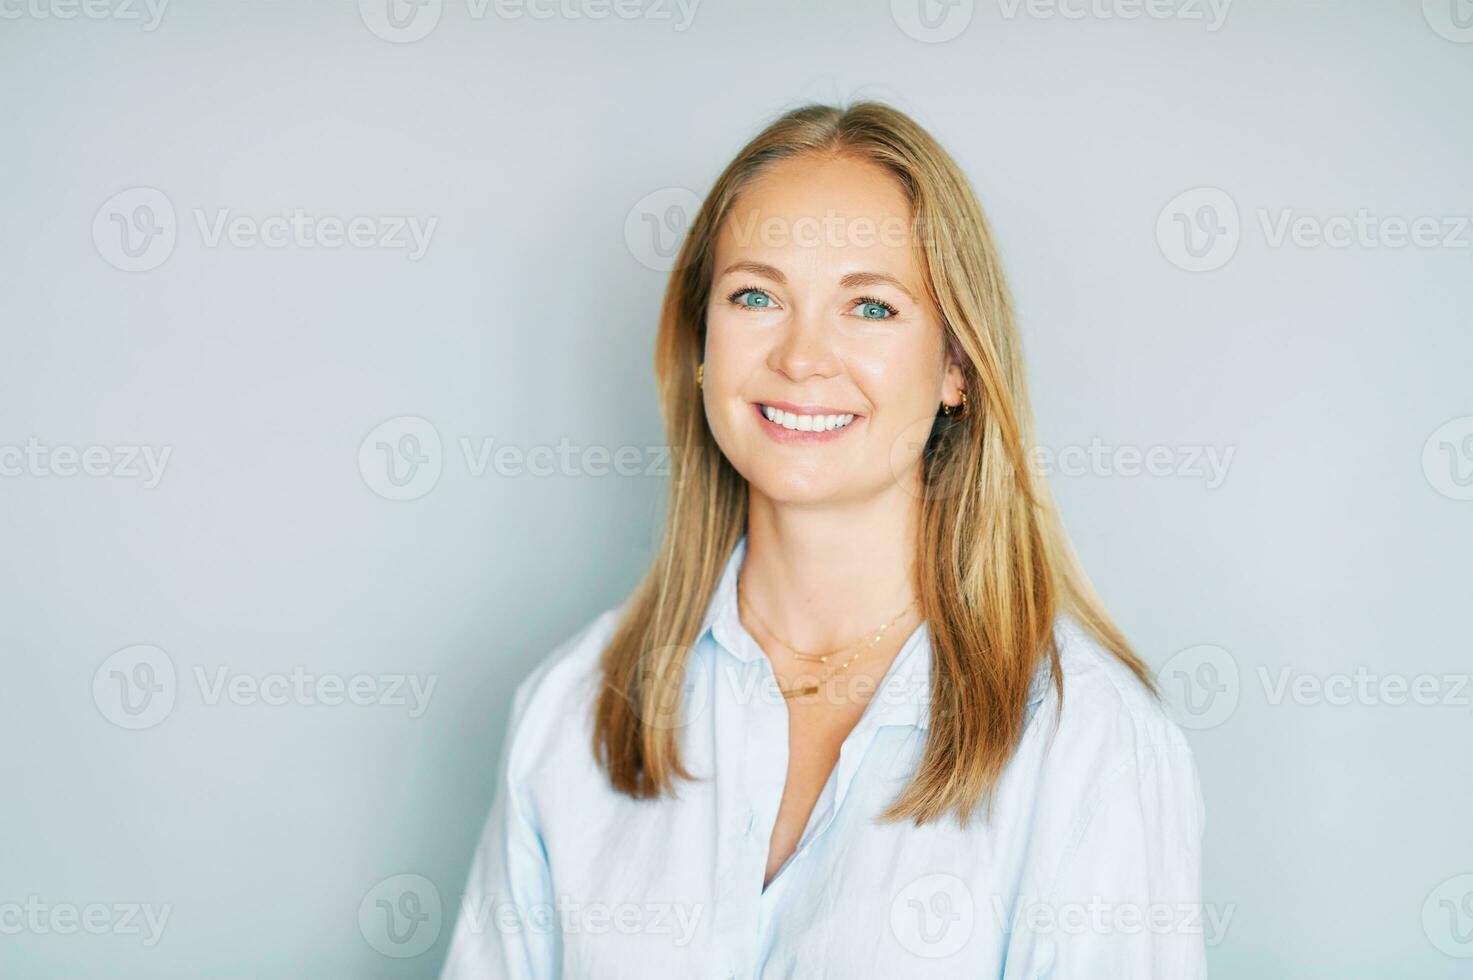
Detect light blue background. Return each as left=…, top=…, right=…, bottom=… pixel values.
left=1, top=0, right=1469, bottom=976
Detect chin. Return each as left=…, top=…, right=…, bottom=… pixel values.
left=742, top=465, right=853, bottom=504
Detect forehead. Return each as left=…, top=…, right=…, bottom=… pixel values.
left=711, top=153, right=922, bottom=278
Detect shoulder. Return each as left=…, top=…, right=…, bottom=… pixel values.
left=500, top=600, right=627, bottom=772
left=1040, top=614, right=1194, bottom=767
left=513, top=601, right=625, bottom=711
left=1012, top=617, right=1206, bottom=908
left=1022, top=615, right=1204, bottom=832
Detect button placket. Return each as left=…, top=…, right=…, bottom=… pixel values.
left=795, top=654, right=925, bottom=852
left=736, top=650, right=789, bottom=974
left=708, top=633, right=785, bottom=977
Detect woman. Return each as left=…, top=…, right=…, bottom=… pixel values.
left=442, top=102, right=1206, bottom=979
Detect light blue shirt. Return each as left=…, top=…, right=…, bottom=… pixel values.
left=441, top=533, right=1208, bottom=979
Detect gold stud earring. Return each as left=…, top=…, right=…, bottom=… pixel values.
left=941, top=388, right=967, bottom=418
left=696, top=361, right=704, bottom=388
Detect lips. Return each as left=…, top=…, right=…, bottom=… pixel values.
left=757, top=399, right=862, bottom=418
left=756, top=403, right=856, bottom=432
left=751, top=401, right=864, bottom=442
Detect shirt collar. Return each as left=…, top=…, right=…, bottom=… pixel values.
left=697, top=532, right=1051, bottom=732
left=698, top=531, right=747, bottom=645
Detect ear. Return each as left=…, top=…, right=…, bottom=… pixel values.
left=941, top=333, right=967, bottom=408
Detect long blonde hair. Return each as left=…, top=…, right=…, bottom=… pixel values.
left=593, top=101, right=1154, bottom=825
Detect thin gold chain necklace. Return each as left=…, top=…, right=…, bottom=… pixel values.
left=737, top=566, right=917, bottom=663
left=737, top=568, right=918, bottom=699
left=774, top=605, right=916, bottom=700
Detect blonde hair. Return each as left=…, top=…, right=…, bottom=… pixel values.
left=593, top=101, right=1154, bottom=824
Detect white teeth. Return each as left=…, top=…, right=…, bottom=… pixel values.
left=761, top=405, right=855, bottom=431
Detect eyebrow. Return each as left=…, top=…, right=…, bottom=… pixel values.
left=715, top=262, right=918, bottom=301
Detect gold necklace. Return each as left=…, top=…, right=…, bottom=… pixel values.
left=737, top=567, right=917, bottom=663
left=737, top=569, right=918, bottom=699
left=774, top=605, right=916, bottom=700
left=740, top=591, right=914, bottom=664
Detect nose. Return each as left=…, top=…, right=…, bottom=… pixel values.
left=768, top=306, right=842, bottom=382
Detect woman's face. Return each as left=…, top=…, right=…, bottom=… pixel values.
left=702, top=152, right=964, bottom=506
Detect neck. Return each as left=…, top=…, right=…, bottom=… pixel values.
left=740, top=484, right=921, bottom=654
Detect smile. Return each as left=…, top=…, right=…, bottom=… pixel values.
left=752, top=402, right=864, bottom=444
left=760, top=405, right=855, bottom=431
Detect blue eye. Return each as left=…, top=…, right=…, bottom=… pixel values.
left=854, top=298, right=898, bottom=320
left=730, top=287, right=774, bottom=309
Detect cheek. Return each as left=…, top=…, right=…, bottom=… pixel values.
left=847, top=342, right=944, bottom=414
left=703, top=311, right=765, bottom=375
